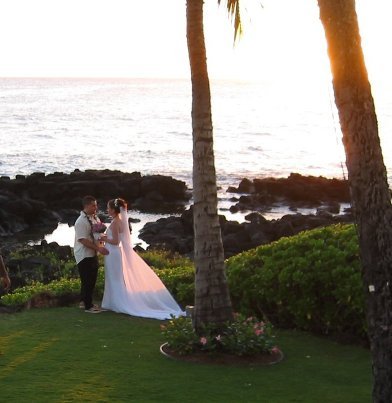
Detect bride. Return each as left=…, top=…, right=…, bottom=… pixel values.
left=100, top=198, right=184, bottom=320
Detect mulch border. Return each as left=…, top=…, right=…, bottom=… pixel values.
left=160, top=343, right=284, bottom=366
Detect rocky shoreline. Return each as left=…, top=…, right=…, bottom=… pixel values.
left=0, top=169, right=190, bottom=240
left=139, top=206, right=353, bottom=259
left=0, top=170, right=353, bottom=259
left=139, top=173, right=353, bottom=258
left=227, top=173, right=350, bottom=213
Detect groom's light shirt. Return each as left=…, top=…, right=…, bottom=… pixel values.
left=74, top=212, right=98, bottom=264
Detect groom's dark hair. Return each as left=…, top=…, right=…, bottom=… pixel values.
left=82, top=195, right=96, bottom=207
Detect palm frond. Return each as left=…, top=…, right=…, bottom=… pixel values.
left=218, top=0, right=243, bottom=42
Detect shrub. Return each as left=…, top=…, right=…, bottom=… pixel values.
left=1, top=249, right=194, bottom=309
left=135, top=249, right=195, bottom=306
left=7, top=247, right=78, bottom=288
left=160, top=315, right=199, bottom=354
left=154, top=266, right=194, bottom=306
left=161, top=313, right=278, bottom=356
left=1, top=278, right=81, bottom=306
left=140, top=249, right=192, bottom=270
left=226, top=224, right=366, bottom=341
left=3, top=225, right=366, bottom=343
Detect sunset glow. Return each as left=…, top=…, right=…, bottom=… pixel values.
left=1, top=0, right=391, bottom=251
left=0, top=0, right=390, bottom=87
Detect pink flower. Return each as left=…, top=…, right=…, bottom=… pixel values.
left=271, top=346, right=280, bottom=354
left=215, top=335, right=221, bottom=341
left=254, top=322, right=266, bottom=330
left=92, top=222, right=107, bottom=233
left=255, top=329, right=264, bottom=336
left=200, top=337, right=208, bottom=345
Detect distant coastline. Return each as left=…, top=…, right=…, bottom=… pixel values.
left=1, top=76, right=391, bottom=251
left=0, top=169, right=352, bottom=255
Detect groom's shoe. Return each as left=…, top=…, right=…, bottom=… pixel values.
left=91, top=304, right=108, bottom=312
left=85, top=306, right=101, bottom=314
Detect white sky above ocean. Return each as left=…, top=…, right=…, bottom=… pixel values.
left=0, top=0, right=390, bottom=87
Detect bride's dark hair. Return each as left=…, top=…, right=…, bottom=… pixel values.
left=108, top=197, right=127, bottom=214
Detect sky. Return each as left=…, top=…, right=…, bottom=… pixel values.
left=0, top=0, right=391, bottom=86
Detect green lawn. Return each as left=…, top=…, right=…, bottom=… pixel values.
left=0, top=308, right=371, bottom=402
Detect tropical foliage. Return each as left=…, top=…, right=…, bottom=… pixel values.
left=161, top=313, right=277, bottom=356
left=140, top=249, right=192, bottom=270
left=7, top=247, right=77, bottom=287
left=226, top=224, right=365, bottom=341
left=2, top=224, right=366, bottom=342
left=1, top=277, right=80, bottom=306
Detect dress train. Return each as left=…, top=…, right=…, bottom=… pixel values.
left=101, top=224, right=185, bottom=320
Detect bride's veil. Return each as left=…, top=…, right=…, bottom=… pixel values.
left=119, top=206, right=133, bottom=252
left=119, top=206, right=136, bottom=290
left=119, top=206, right=162, bottom=293
left=117, top=206, right=185, bottom=315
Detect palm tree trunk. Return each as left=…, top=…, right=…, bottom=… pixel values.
left=186, top=0, right=233, bottom=333
left=317, top=0, right=392, bottom=400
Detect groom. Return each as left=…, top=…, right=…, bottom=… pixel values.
left=74, top=195, right=108, bottom=313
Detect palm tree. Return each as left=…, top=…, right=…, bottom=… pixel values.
left=186, top=0, right=234, bottom=332
left=317, top=0, right=392, bottom=400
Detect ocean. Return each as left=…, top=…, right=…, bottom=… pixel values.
left=1, top=77, right=391, bottom=246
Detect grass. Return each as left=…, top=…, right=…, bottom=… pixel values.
left=0, top=307, right=371, bottom=402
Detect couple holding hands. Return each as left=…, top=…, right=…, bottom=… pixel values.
left=74, top=195, right=184, bottom=319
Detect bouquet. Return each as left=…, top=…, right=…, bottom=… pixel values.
left=92, top=222, right=107, bottom=234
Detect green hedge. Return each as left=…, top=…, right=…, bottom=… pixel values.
left=155, top=266, right=194, bottom=306
left=1, top=252, right=194, bottom=309
left=1, top=277, right=81, bottom=306
left=140, top=249, right=193, bottom=270
left=226, top=224, right=366, bottom=340
left=2, top=225, right=367, bottom=342
left=139, top=250, right=194, bottom=306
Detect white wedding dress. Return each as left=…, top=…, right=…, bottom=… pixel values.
left=101, top=208, right=185, bottom=320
